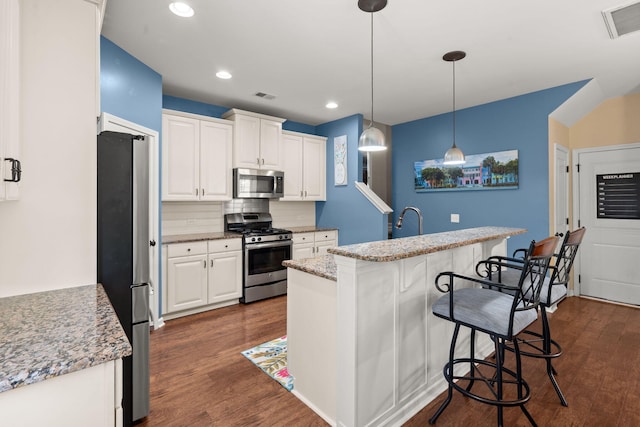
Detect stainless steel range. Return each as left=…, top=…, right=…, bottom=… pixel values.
left=225, top=212, right=292, bottom=303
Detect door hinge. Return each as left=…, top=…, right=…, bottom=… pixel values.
left=566, top=217, right=569, bottom=225
left=576, top=163, right=580, bottom=173
left=578, top=219, right=581, bottom=227
left=578, top=274, right=581, bottom=283
left=566, top=165, right=569, bottom=173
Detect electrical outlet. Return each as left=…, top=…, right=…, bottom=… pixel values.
left=451, top=214, right=460, bottom=223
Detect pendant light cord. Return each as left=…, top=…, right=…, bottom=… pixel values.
left=452, top=59, right=456, bottom=147
left=370, top=12, right=374, bottom=128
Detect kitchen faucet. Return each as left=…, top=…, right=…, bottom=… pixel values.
left=396, top=206, right=423, bottom=235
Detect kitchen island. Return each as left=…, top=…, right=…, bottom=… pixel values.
left=0, top=284, right=132, bottom=426
left=284, top=226, right=526, bottom=427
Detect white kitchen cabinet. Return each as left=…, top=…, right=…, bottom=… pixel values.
left=292, top=230, right=338, bottom=260
left=292, top=232, right=315, bottom=260
left=207, top=239, right=243, bottom=303
left=222, top=109, right=285, bottom=170
left=164, top=238, right=242, bottom=318
left=315, top=230, right=338, bottom=255
left=0, top=0, right=21, bottom=201
left=281, top=131, right=327, bottom=201
left=162, top=110, right=233, bottom=201
left=165, top=242, right=208, bottom=313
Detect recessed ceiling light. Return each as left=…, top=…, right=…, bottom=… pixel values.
left=169, top=2, right=194, bottom=18
left=326, top=102, right=338, bottom=109
left=216, top=71, right=232, bottom=80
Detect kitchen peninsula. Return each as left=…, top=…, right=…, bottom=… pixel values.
left=284, top=226, right=526, bottom=427
left=0, top=285, right=132, bottom=426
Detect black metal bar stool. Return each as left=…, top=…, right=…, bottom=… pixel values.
left=429, top=236, right=558, bottom=427
left=476, top=227, right=586, bottom=406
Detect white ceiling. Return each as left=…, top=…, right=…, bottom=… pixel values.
left=101, top=0, right=640, bottom=127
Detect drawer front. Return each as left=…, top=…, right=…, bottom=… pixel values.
left=167, top=241, right=208, bottom=258
left=315, top=230, right=337, bottom=242
left=292, top=232, right=315, bottom=245
left=208, top=238, right=242, bottom=253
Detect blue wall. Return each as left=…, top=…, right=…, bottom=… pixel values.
left=100, top=37, right=162, bottom=133
left=391, top=81, right=588, bottom=252
left=316, top=115, right=388, bottom=245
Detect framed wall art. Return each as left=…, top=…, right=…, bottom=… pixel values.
left=414, top=149, right=519, bottom=192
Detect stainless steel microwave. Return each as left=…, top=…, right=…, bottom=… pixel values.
left=233, top=168, right=284, bottom=199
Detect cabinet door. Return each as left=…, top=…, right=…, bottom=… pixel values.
left=162, top=115, right=199, bottom=201
left=166, top=254, right=208, bottom=313
left=280, top=133, right=304, bottom=200
left=232, top=114, right=261, bottom=169
left=293, top=243, right=315, bottom=260
left=260, top=119, right=282, bottom=170
left=315, top=230, right=338, bottom=255
left=0, top=0, right=20, bottom=201
left=208, top=251, right=242, bottom=303
left=303, top=136, right=326, bottom=201
left=292, top=232, right=315, bottom=260
left=200, top=120, right=232, bottom=201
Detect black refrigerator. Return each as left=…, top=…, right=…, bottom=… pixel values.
left=97, top=131, right=150, bottom=426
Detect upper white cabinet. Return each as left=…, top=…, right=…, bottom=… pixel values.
left=0, top=0, right=21, bottom=201
left=162, top=110, right=233, bottom=201
left=281, top=131, right=327, bottom=201
left=222, top=109, right=285, bottom=170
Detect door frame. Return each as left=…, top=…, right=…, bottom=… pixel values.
left=571, top=142, right=640, bottom=297
left=98, top=112, right=164, bottom=329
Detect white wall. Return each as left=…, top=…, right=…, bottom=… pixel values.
left=0, top=0, right=98, bottom=297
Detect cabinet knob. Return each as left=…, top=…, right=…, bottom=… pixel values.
left=187, top=248, right=191, bottom=252
left=150, top=240, right=156, bottom=247
left=210, top=259, right=214, bottom=267
left=203, top=260, right=206, bottom=268
left=195, top=188, right=199, bottom=196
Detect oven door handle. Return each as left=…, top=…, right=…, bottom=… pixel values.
left=245, top=240, right=292, bottom=251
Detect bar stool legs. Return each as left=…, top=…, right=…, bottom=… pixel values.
left=429, top=324, right=537, bottom=427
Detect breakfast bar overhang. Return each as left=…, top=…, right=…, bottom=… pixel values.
left=284, top=226, right=526, bottom=427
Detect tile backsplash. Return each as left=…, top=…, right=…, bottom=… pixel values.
left=161, top=199, right=315, bottom=236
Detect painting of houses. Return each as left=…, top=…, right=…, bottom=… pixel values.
left=414, top=150, right=518, bottom=192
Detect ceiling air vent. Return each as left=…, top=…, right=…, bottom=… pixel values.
left=603, top=1, right=640, bottom=38
left=254, top=92, right=276, bottom=100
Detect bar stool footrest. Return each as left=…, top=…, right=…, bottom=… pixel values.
left=445, top=357, right=531, bottom=407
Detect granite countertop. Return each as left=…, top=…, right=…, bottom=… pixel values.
left=283, top=255, right=337, bottom=281
left=287, top=226, right=338, bottom=233
left=0, top=284, right=132, bottom=393
left=328, top=226, right=526, bottom=262
left=162, top=232, right=241, bottom=245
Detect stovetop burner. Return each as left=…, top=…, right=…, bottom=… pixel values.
left=224, top=212, right=292, bottom=243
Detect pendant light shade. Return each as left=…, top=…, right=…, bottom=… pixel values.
left=359, top=126, right=386, bottom=151
left=442, top=50, right=466, bottom=165
left=358, top=1, right=387, bottom=152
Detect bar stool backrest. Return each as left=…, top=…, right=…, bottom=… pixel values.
left=547, top=227, right=586, bottom=294
left=511, top=236, right=558, bottom=326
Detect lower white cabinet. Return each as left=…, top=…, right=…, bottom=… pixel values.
left=292, top=230, right=338, bottom=260
left=164, top=239, right=242, bottom=318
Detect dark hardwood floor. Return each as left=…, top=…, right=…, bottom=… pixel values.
left=137, top=296, right=640, bottom=427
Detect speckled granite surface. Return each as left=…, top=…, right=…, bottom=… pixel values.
left=283, top=255, right=337, bottom=281
left=0, top=284, right=132, bottom=393
left=328, top=226, right=526, bottom=262
left=287, top=226, right=339, bottom=233
left=162, top=232, right=241, bottom=245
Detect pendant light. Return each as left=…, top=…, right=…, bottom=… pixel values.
left=358, top=0, right=387, bottom=152
left=442, top=51, right=466, bottom=165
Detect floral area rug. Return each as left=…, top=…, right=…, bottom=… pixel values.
left=241, top=335, right=293, bottom=391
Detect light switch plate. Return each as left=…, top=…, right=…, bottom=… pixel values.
left=451, top=214, right=460, bottom=223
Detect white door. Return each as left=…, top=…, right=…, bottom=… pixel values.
left=200, top=120, right=232, bottom=201
left=574, top=143, right=640, bottom=305
left=208, top=251, right=242, bottom=303
left=554, top=144, right=570, bottom=236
